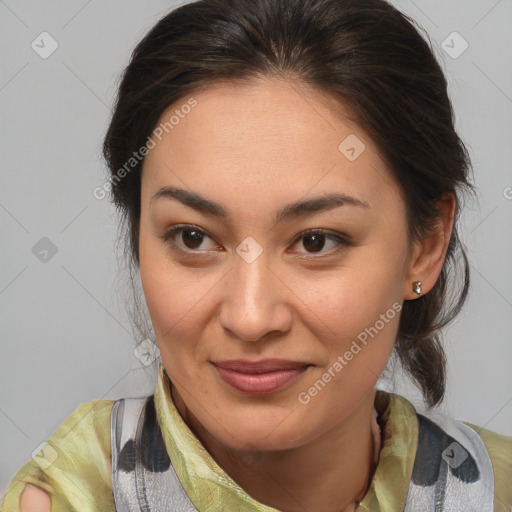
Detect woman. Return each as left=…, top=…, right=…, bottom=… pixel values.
left=3, top=0, right=511, bottom=511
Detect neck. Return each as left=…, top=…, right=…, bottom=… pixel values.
left=170, top=381, right=380, bottom=512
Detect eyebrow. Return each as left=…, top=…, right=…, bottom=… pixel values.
left=150, top=186, right=370, bottom=224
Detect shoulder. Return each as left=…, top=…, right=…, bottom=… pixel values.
left=383, top=393, right=512, bottom=512
left=463, top=421, right=512, bottom=512
left=1, top=399, right=116, bottom=512
left=50, top=399, right=115, bottom=443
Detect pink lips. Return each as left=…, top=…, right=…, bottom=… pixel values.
left=211, top=359, right=311, bottom=395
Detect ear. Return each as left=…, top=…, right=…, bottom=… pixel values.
left=403, top=193, right=456, bottom=300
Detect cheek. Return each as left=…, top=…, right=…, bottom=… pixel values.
left=139, top=228, right=201, bottom=344
left=296, top=280, right=400, bottom=429
left=138, top=228, right=228, bottom=375
left=300, top=253, right=404, bottom=341
left=294, top=250, right=404, bottom=398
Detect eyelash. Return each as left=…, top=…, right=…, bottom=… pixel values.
left=158, top=224, right=352, bottom=259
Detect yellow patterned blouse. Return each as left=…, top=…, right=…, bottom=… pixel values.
left=2, top=363, right=511, bottom=511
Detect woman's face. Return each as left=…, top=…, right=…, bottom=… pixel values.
left=139, top=77, right=418, bottom=452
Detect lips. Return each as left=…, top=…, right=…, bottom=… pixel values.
left=211, top=359, right=310, bottom=373
left=211, top=359, right=311, bottom=395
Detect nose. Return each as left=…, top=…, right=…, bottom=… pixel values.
left=218, top=244, right=293, bottom=342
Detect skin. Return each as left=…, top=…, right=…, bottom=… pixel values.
left=20, top=484, right=50, bottom=512
left=20, top=76, right=455, bottom=512
left=137, top=76, right=455, bottom=512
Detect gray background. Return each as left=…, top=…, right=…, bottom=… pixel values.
left=1, top=0, right=511, bottom=498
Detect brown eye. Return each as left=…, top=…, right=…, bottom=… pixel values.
left=159, top=225, right=219, bottom=253
left=180, top=229, right=205, bottom=249
left=302, top=233, right=327, bottom=253
left=291, top=229, right=352, bottom=256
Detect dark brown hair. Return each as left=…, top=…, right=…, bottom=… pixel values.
left=102, top=0, right=474, bottom=409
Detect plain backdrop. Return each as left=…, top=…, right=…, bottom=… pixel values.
left=1, top=0, right=511, bottom=498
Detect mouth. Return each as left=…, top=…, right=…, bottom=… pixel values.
left=211, top=359, right=312, bottom=395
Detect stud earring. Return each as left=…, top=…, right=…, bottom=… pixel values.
left=413, top=281, right=422, bottom=295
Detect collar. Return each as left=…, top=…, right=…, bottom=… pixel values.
left=153, top=363, right=418, bottom=512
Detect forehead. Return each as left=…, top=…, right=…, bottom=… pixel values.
left=141, top=77, right=400, bottom=207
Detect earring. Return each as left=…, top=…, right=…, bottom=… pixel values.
left=413, top=281, right=422, bottom=295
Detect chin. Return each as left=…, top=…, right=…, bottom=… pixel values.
left=203, top=405, right=317, bottom=450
